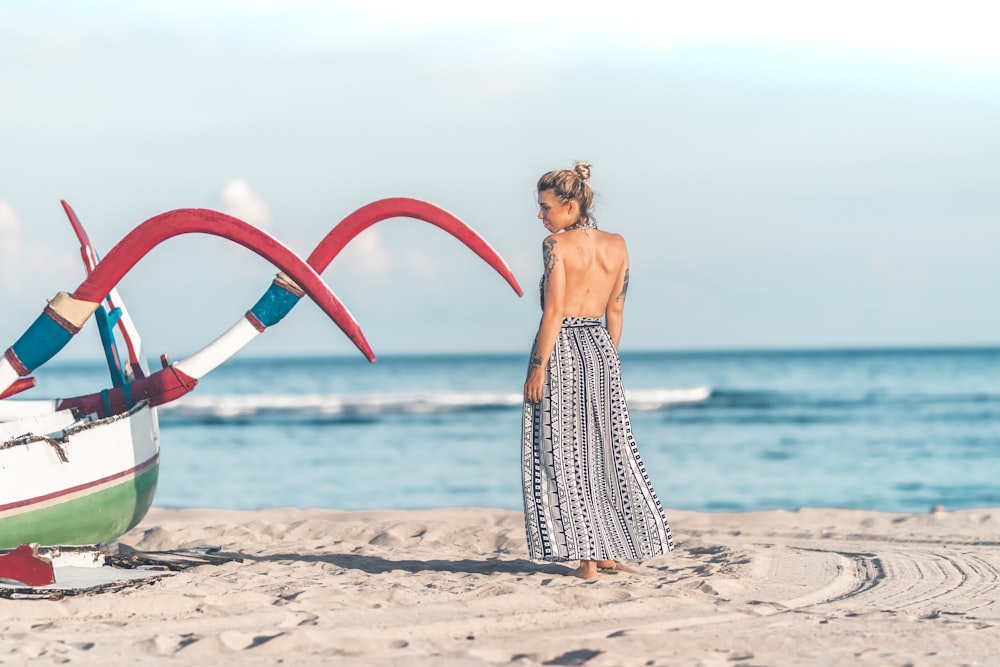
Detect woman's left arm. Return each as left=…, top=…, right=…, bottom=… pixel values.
left=605, top=238, right=630, bottom=348
left=524, top=236, right=566, bottom=403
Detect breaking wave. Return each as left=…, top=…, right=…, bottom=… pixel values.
left=158, top=386, right=712, bottom=423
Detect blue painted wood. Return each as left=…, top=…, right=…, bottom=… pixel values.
left=249, top=283, right=302, bottom=328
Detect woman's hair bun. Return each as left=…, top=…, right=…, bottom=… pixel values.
left=536, top=161, right=597, bottom=228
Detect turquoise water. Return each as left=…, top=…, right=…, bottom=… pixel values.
left=30, top=348, right=1000, bottom=513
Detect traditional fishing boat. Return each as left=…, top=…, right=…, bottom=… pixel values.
left=0, top=200, right=521, bottom=559
left=0, top=203, right=377, bottom=554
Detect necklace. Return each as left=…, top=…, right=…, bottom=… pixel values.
left=564, top=219, right=596, bottom=232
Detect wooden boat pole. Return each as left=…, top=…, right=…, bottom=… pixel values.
left=61, top=200, right=149, bottom=380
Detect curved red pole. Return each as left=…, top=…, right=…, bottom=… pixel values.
left=61, top=201, right=99, bottom=273
left=53, top=200, right=522, bottom=418
left=309, top=198, right=522, bottom=295
left=74, top=209, right=374, bottom=361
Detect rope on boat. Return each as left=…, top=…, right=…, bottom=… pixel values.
left=0, top=401, right=151, bottom=463
left=0, top=435, right=69, bottom=463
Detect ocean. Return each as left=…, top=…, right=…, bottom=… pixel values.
left=29, top=348, right=1000, bottom=514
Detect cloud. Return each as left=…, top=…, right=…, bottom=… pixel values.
left=403, top=248, right=439, bottom=282
left=221, top=179, right=272, bottom=230
left=0, top=201, right=16, bottom=230
left=344, top=228, right=391, bottom=277
left=0, top=200, right=77, bottom=297
left=0, top=202, right=18, bottom=245
left=0, top=201, right=21, bottom=292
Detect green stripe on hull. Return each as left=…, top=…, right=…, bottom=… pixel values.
left=0, top=463, right=159, bottom=549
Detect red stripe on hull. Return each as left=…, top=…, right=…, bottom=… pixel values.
left=0, top=453, right=159, bottom=515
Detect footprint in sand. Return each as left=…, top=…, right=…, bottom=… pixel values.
left=552, top=588, right=632, bottom=606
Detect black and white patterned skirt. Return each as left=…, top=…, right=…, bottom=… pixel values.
left=522, top=317, right=674, bottom=562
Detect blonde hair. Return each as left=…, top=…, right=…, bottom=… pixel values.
left=537, top=161, right=596, bottom=228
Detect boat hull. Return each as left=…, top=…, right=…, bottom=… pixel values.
left=0, top=402, right=160, bottom=549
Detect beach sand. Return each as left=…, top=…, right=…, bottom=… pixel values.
left=1, top=506, right=997, bottom=666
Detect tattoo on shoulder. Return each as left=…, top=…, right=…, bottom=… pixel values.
left=543, top=238, right=558, bottom=277
left=615, top=268, right=630, bottom=302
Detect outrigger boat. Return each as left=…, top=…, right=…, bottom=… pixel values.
left=0, top=199, right=521, bottom=583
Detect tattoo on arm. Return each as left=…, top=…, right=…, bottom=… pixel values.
left=615, top=268, right=630, bottom=302
left=529, top=337, right=543, bottom=368
left=543, top=238, right=558, bottom=278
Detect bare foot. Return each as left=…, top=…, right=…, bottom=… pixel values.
left=573, top=560, right=598, bottom=579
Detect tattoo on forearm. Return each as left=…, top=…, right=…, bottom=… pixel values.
left=529, top=338, right=543, bottom=367
left=615, top=268, right=630, bottom=302
left=543, top=238, right=558, bottom=277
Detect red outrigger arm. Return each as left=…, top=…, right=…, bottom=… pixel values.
left=309, top=198, right=522, bottom=289
left=1, top=208, right=374, bottom=399
left=72, top=209, right=373, bottom=358
left=54, top=200, right=522, bottom=419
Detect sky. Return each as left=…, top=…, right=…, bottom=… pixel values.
left=1, top=0, right=998, bottom=363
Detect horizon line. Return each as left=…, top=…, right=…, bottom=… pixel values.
left=41, top=342, right=1000, bottom=365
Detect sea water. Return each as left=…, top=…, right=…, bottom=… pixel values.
left=29, top=348, right=1000, bottom=513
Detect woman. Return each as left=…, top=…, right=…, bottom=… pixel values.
left=522, top=162, right=674, bottom=579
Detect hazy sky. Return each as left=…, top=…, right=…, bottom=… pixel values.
left=2, top=1, right=998, bottom=363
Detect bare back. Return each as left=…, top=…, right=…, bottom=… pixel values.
left=544, top=228, right=629, bottom=319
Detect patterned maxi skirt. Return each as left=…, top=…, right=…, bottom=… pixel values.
left=522, top=317, right=675, bottom=562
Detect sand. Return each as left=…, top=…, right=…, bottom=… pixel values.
left=1, top=506, right=997, bottom=666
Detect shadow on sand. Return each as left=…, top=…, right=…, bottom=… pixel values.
left=245, top=552, right=573, bottom=576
